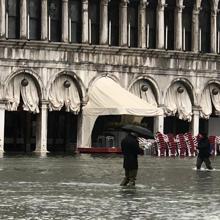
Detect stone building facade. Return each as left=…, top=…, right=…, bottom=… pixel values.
left=0, top=0, right=220, bottom=152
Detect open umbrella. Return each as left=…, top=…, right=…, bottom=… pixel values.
left=122, top=124, right=154, bottom=139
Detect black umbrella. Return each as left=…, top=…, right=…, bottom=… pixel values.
left=122, top=124, right=154, bottom=139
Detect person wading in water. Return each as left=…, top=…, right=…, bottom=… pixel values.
left=120, top=132, right=143, bottom=186
left=196, top=132, right=213, bottom=170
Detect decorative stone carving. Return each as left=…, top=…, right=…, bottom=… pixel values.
left=140, top=0, right=148, bottom=8
left=212, top=88, right=219, bottom=95
left=64, top=80, right=71, bottom=88
left=158, top=0, right=167, bottom=9
left=177, top=86, right=184, bottom=93
left=21, top=78, right=29, bottom=87
left=120, top=0, right=129, bottom=7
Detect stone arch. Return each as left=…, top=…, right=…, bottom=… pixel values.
left=200, top=79, right=220, bottom=118
left=128, top=75, right=161, bottom=104
left=163, top=78, right=195, bottom=105
left=47, top=70, right=85, bottom=112
left=202, top=79, right=220, bottom=99
left=46, top=70, right=86, bottom=102
left=88, top=74, right=120, bottom=92
left=163, top=78, right=195, bottom=122
left=3, top=68, right=43, bottom=100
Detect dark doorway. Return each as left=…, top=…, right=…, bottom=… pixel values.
left=92, top=115, right=122, bottom=147
left=199, top=118, right=208, bottom=134
left=164, top=116, right=190, bottom=135
left=47, top=109, right=78, bottom=152
left=5, top=111, right=36, bottom=152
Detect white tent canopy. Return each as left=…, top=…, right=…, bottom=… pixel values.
left=80, top=77, right=163, bottom=147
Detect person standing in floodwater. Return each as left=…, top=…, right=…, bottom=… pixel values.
left=196, top=132, right=213, bottom=170
left=120, top=132, right=143, bottom=186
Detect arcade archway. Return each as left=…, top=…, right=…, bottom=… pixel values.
left=4, top=74, right=40, bottom=152
left=47, top=74, right=81, bottom=152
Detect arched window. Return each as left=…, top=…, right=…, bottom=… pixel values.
left=217, top=1, right=220, bottom=53
left=164, top=0, right=175, bottom=50
left=199, top=0, right=211, bottom=53
left=89, top=0, right=100, bottom=45
left=7, top=0, right=20, bottom=39
left=69, top=0, right=82, bottom=43
left=48, top=0, right=61, bottom=42
left=146, top=0, right=157, bottom=49
left=28, top=0, right=41, bottom=40
left=182, top=0, right=194, bottom=51
left=128, top=0, right=138, bottom=47
left=108, top=0, right=119, bottom=46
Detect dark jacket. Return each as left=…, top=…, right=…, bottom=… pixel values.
left=197, top=137, right=211, bottom=158
left=121, top=133, right=143, bottom=170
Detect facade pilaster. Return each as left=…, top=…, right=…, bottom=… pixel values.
left=192, top=8, right=200, bottom=52
left=0, top=101, right=5, bottom=152
left=174, top=0, right=184, bottom=50
left=0, top=0, right=5, bottom=39
left=192, top=107, right=200, bottom=136
left=41, top=0, right=48, bottom=41
left=82, top=0, right=89, bottom=44
left=62, top=0, right=68, bottom=42
left=210, top=9, right=217, bottom=53
left=154, top=114, right=164, bottom=134
left=138, top=0, right=148, bottom=48
left=156, top=0, right=166, bottom=49
left=36, top=101, right=48, bottom=152
left=100, top=0, right=108, bottom=45
left=20, top=0, right=27, bottom=39
left=119, top=0, right=128, bottom=47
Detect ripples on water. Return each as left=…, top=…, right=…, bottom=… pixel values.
left=0, top=153, right=219, bottom=220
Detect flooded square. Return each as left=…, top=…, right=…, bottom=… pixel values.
left=0, top=154, right=219, bottom=220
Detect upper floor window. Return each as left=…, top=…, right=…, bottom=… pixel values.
left=164, top=0, right=176, bottom=50
left=7, top=0, right=20, bottom=39
left=199, top=0, right=211, bottom=53
left=108, top=0, right=119, bottom=46
left=146, top=0, right=157, bottom=49
left=28, top=0, right=41, bottom=40
left=89, top=0, right=100, bottom=45
left=128, top=0, right=138, bottom=47
left=164, top=0, right=175, bottom=50
left=182, top=0, right=194, bottom=51
left=69, top=0, right=81, bottom=43
left=48, top=0, right=61, bottom=42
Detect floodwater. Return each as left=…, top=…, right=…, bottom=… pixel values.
left=0, top=153, right=220, bottom=220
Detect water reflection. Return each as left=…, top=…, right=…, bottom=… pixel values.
left=0, top=153, right=219, bottom=219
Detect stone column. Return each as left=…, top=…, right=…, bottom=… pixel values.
left=41, top=0, right=48, bottom=41
left=156, top=0, right=166, bottom=49
left=192, top=8, right=200, bottom=52
left=0, top=101, right=5, bottom=152
left=36, top=102, right=48, bottom=152
left=20, top=0, right=27, bottom=39
left=82, top=0, right=89, bottom=44
left=192, top=107, right=200, bottom=136
left=210, top=9, right=217, bottom=53
left=138, top=0, right=148, bottom=48
left=119, top=0, right=128, bottom=47
left=154, top=114, right=164, bottom=134
left=62, top=0, right=68, bottom=42
left=174, top=1, right=184, bottom=51
left=0, top=0, right=5, bottom=39
left=100, top=0, right=108, bottom=45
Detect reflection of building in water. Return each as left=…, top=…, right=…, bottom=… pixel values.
left=1, top=0, right=220, bottom=152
